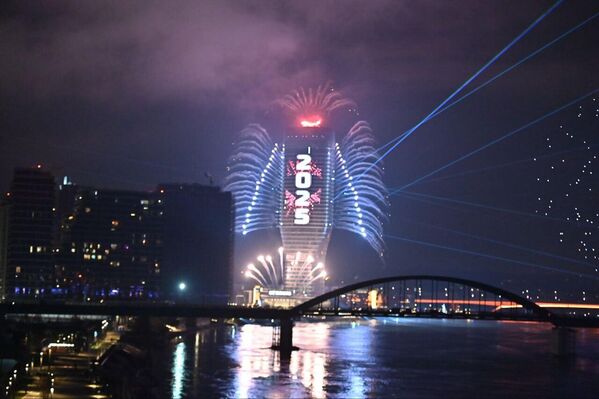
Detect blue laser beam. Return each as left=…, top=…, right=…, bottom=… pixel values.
left=339, top=0, right=564, bottom=202
left=392, top=143, right=599, bottom=188
left=392, top=88, right=599, bottom=194
left=367, top=0, right=564, bottom=160
left=397, top=190, right=571, bottom=224
left=374, top=7, right=596, bottom=155
left=396, top=216, right=597, bottom=269
left=385, top=233, right=599, bottom=279
left=418, top=11, right=599, bottom=128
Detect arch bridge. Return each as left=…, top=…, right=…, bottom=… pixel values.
left=268, top=275, right=563, bottom=356
left=290, top=274, right=555, bottom=322
left=1, top=275, right=589, bottom=357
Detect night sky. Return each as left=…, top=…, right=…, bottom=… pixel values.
left=1, top=1, right=598, bottom=295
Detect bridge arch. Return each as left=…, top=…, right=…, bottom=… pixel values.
left=291, top=275, right=556, bottom=323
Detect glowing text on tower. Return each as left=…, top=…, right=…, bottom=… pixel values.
left=294, top=153, right=312, bottom=225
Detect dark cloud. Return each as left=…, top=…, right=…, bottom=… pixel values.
left=0, top=2, right=326, bottom=109
left=4, top=1, right=594, bottom=111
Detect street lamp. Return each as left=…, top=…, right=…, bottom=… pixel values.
left=178, top=282, right=186, bottom=291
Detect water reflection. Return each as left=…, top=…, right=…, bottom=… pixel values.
left=230, top=323, right=331, bottom=398
left=166, top=319, right=599, bottom=398
left=171, top=342, right=186, bottom=399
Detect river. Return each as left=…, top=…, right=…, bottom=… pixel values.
left=164, top=319, right=599, bottom=398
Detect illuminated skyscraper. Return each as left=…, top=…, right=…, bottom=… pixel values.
left=225, top=84, right=388, bottom=300
left=280, top=126, right=335, bottom=295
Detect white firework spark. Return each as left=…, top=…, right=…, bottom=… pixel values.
left=334, top=121, right=389, bottom=257
left=224, top=124, right=284, bottom=235
left=243, top=249, right=326, bottom=291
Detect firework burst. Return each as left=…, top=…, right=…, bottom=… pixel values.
left=243, top=248, right=327, bottom=292
left=275, top=82, right=357, bottom=116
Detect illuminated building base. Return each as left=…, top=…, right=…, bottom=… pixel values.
left=261, top=289, right=313, bottom=308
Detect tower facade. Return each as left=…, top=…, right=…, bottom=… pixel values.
left=280, top=126, right=334, bottom=295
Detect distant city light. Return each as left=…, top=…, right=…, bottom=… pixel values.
left=178, top=282, right=187, bottom=291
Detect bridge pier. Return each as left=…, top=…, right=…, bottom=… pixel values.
left=272, top=317, right=296, bottom=358
left=551, top=326, right=576, bottom=357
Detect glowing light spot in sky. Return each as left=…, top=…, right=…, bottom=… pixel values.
left=300, top=119, right=322, bottom=128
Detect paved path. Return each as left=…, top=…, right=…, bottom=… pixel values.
left=16, top=332, right=118, bottom=399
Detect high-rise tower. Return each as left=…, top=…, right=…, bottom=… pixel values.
left=280, top=126, right=335, bottom=295
left=225, top=84, right=388, bottom=303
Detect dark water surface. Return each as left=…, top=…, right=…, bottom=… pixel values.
left=165, top=319, right=599, bottom=398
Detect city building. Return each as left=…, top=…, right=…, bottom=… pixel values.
left=158, top=184, right=234, bottom=305
left=54, top=188, right=163, bottom=301
left=0, top=200, right=9, bottom=301
left=5, top=167, right=56, bottom=300
left=1, top=167, right=235, bottom=304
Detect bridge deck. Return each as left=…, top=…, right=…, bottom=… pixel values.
left=1, top=302, right=598, bottom=327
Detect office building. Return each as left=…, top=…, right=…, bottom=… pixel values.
left=5, top=167, right=56, bottom=299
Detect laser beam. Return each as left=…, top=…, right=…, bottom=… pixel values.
left=397, top=190, right=573, bottom=225
left=396, top=215, right=597, bottom=269
left=392, top=88, right=599, bottom=193
left=374, top=7, right=596, bottom=155
left=355, top=0, right=563, bottom=181
left=400, top=143, right=599, bottom=187
left=385, top=234, right=599, bottom=279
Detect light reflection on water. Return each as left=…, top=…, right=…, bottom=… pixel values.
left=231, top=323, right=330, bottom=398
left=171, top=341, right=186, bottom=399
left=166, top=319, right=599, bottom=398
